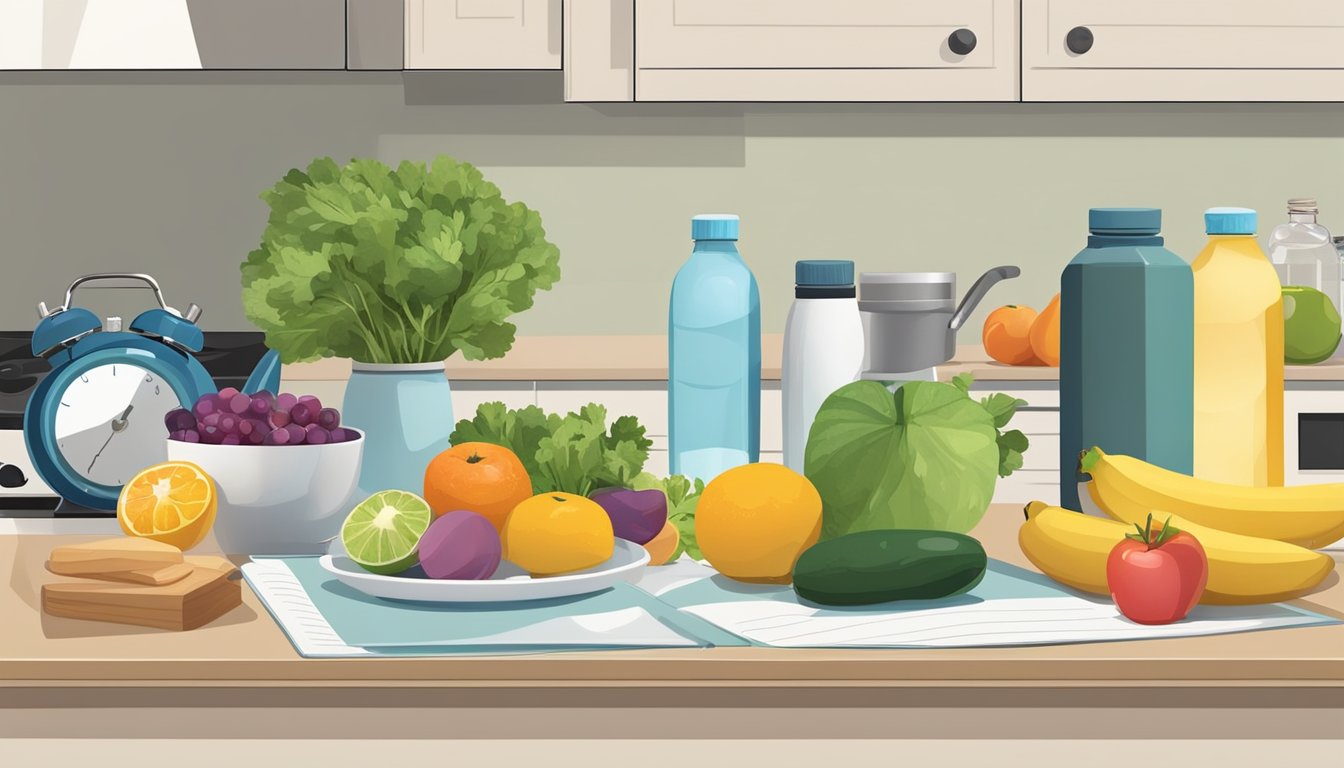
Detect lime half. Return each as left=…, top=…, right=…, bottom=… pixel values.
left=341, top=491, right=433, bottom=575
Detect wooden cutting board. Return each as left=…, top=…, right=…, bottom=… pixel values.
left=42, top=556, right=242, bottom=631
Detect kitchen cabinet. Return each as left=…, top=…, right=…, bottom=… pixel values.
left=405, top=0, right=561, bottom=70
left=1022, top=0, right=1344, bottom=102
left=0, top=0, right=345, bottom=70
left=630, top=0, right=1020, bottom=102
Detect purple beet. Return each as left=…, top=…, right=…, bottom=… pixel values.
left=418, top=511, right=502, bottom=580
left=590, top=487, right=668, bottom=545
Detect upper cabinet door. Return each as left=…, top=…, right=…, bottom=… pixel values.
left=405, top=0, right=560, bottom=70
left=634, top=0, right=1019, bottom=102
left=0, top=0, right=345, bottom=70
left=1024, top=0, right=1344, bottom=101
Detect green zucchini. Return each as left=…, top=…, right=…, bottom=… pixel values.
left=792, top=529, right=987, bottom=606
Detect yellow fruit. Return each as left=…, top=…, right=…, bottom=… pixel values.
left=695, top=463, right=823, bottom=584
left=117, top=461, right=217, bottom=551
left=1082, top=446, right=1344, bottom=549
left=503, top=492, right=614, bottom=577
left=1019, top=501, right=1334, bottom=605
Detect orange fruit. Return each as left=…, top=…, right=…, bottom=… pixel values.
left=982, top=304, right=1043, bottom=365
left=117, top=461, right=217, bottom=551
left=503, top=492, right=614, bottom=577
left=1030, top=292, right=1062, bottom=367
left=423, top=442, right=533, bottom=532
left=695, top=463, right=823, bottom=585
left=643, top=520, right=680, bottom=566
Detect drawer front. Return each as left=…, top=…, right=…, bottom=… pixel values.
left=1027, top=0, right=1344, bottom=70
left=638, top=0, right=999, bottom=70
left=406, top=0, right=561, bottom=69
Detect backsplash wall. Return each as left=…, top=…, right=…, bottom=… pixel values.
left=3, top=72, right=1343, bottom=337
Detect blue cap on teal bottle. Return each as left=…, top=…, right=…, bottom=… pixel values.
left=796, top=260, right=854, bottom=287
left=692, top=214, right=739, bottom=241
left=1205, top=207, right=1257, bottom=235
left=1089, top=208, right=1161, bottom=236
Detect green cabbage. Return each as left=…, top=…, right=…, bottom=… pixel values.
left=241, top=155, right=560, bottom=364
left=804, top=376, right=1028, bottom=539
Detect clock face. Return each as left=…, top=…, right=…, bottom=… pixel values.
left=52, top=362, right=182, bottom=487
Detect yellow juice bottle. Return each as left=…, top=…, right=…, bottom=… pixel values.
left=1192, top=207, right=1284, bottom=486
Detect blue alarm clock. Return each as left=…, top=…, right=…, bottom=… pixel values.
left=25, top=273, right=279, bottom=511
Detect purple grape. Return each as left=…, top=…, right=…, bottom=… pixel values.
left=200, top=426, right=225, bottom=445
left=303, top=425, right=329, bottom=445
left=200, top=412, right=222, bottom=428
left=263, top=427, right=292, bottom=446
left=179, top=429, right=201, bottom=443
left=165, top=408, right=196, bottom=432
left=245, top=428, right=266, bottom=445
left=218, top=386, right=240, bottom=401
left=270, top=409, right=291, bottom=428
left=227, top=392, right=251, bottom=415
left=192, top=394, right=220, bottom=419
left=331, top=427, right=359, bottom=443
left=168, top=429, right=187, bottom=441
left=218, top=413, right=239, bottom=434
left=316, top=408, right=340, bottom=430
left=220, top=434, right=242, bottom=446
left=298, top=394, right=322, bottom=411
left=248, top=391, right=274, bottom=417
left=237, top=417, right=267, bottom=437
left=275, top=393, right=298, bottom=412
left=290, top=403, right=315, bottom=427
left=283, top=424, right=307, bottom=444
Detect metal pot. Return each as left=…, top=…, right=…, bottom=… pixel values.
left=859, top=266, right=1020, bottom=378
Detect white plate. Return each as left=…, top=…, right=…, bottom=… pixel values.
left=318, top=539, right=651, bottom=604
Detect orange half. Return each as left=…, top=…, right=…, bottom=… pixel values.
left=117, top=461, right=217, bottom=551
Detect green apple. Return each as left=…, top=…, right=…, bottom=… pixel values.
left=1282, top=286, right=1341, bottom=365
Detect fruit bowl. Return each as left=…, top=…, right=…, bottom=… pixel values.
left=166, top=429, right=364, bottom=556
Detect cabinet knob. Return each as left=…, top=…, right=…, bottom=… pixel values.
left=948, top=28, right=977, bottom=56
left=1066, top=26, right=1094, bottom=55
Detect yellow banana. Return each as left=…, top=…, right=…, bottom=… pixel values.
left=1019, top=501, right=1336, bottom=605
left=1082, top=447, right=1344, bottom=550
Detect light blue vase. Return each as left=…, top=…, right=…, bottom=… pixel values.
left=342, top=362, right=454, bottom=500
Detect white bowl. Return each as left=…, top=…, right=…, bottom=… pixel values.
left=166, top=430, right=364, bottom=556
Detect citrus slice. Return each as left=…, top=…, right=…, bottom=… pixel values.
left=117, top=461, right=217, bottom=551
left=341, top=490, right=433, bottom=575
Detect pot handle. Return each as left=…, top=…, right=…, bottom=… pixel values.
left=949, top=265, right=1021, bottom=331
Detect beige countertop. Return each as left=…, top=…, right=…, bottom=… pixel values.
left=281, top=336, right=1344, bottom=383
left=4, top=504, right=1342, bottom=691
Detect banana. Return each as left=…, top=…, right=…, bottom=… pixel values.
left=1019, top=501, right=1336, bottom=605
left=1082, top=447, right=1344, bottom=550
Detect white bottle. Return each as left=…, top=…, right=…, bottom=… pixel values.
left=1267, top=198, right=1341, bottom=308
left=782, top=260, right=865, bottom=473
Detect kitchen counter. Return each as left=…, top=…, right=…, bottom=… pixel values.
left=281, top=336, right=1344, bottom=383
left=3, top=504, right=1343, bottom=742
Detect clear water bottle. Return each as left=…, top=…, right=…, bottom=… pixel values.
left=1267, top=198, right=1340, bottom=312
left=669, top=214, right=761, bottom=483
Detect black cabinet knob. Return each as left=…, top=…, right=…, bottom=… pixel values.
left=948, top=28, right=977, bottom=56
left=1066, top=26, right=1094, bottom=55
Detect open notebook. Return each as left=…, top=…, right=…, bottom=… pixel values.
left=642, top=558, right=1340, bottom=648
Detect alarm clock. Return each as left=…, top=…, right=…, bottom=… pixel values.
left=24, top=273, right=237, bottom=511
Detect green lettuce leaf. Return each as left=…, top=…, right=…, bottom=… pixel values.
left=804, top=379, right=1001, bottom=539
left=449, top=402, right=651, bottom=497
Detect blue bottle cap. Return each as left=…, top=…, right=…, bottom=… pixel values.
left=795, top=260, right=854, bottom=287
left=691, top=214, right=740, bottom=241
left=1088, top=208, right=1162, bottom=236
left=1205, top=207, right=1257, bottom=235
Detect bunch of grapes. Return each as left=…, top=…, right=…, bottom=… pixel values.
left=165, top=389, right=358, bottom=446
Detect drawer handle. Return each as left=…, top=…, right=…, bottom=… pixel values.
left=1066, top=26, right=1094, bottom=55
left=948, top=28, right=977, bottom=56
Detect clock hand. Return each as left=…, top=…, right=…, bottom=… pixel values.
left=89, top=405, right=136, bottom=473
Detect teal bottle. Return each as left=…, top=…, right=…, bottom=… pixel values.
left=1060, top=208, right=1193, bottom=510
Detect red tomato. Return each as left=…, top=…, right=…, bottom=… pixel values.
left=1106, top=514, right=1208, bottom=625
